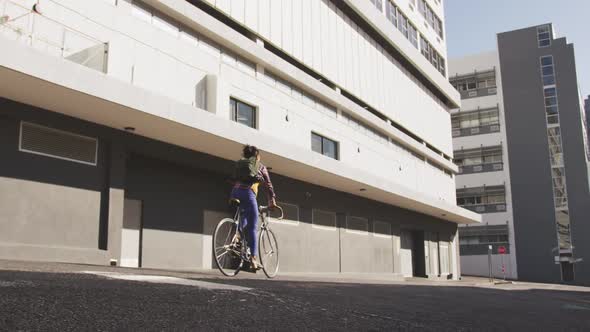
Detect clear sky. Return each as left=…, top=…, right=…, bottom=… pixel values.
left=444, top=0, right=590, bottom=99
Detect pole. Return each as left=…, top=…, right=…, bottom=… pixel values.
left=501, top=252, right=506, bottom=281
left=488, top=245, right=493, bottom=283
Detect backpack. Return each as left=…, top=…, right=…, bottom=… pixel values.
left=235, top=157, right=259, bottom=183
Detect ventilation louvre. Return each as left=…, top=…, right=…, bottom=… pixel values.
left=20, top=122, right=98, bottom=166
left=347, top=216, right=368, bottom=233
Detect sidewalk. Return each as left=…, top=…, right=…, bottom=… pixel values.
left=1, top=259, right=588, bottom=292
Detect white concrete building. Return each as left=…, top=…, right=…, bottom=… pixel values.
left=0, top=0, right=478, bottom=278
left=449, top=52, right=517, bottom=280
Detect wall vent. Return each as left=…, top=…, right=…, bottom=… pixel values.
left=19, top=122, right=98, bottom=166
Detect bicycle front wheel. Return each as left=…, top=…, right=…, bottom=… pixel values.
left=259, top=228, right=279, bottom=278
left=213, top=218, right=243, bottom=277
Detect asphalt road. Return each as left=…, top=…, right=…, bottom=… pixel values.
left=1, top=266, right=590, bottom=331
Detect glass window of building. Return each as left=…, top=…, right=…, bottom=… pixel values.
left=230, top=98, right=256, bottom=128
left=311, top=133, right=339, bottom=160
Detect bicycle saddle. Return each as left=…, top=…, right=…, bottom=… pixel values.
left=229, top=198, right=240, bottom=207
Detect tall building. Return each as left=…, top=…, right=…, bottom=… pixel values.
left=449, top=52, right=517, bottom=280
left=0, top=0, right=479, bottom=277
left=585, top=96, right=590, bottom=153
left=451, top=24, right=590, bottom=285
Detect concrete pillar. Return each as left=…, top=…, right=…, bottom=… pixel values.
left=451, top=227, right=461, bottom=280
left=106, top=143, right=127, bottom=264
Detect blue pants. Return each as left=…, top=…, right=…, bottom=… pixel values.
left=231, top=187, right=259, bottom=257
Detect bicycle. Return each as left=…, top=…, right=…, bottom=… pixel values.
left=213, top=198, right=283, bottom=278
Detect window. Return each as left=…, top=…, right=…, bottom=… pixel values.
left=451, top=108, right=500, bottom=135
left=311, top=133, right=339, bottom=160
left=456, top=186, right=506, bottom=208
left=454, top=146, right=503, bottom=168
left=537, top=25, right=551, bottom=48
left=540, top=56, right=559, bottom=124
left=230, top=98, right=256, bottom=128
left=386, top=1, right=398, bottom=27
left=398, top=14, right=409, bottom=38
left=434, top=17, right=443, bottom=39
left=370, top=0, right=383, bottom=12
left=19, top=122, right=98, bottom=166
left=419, top=35, right=446, bottom=75
left=408, top=24, right=418, bottom=49
left=418, top=0, right=426, bottom=16
left=540, top=55, right=556, bottom=86
left=312, top=209, right=337, bottom=229
left=417, top=0, right=444, bottom=40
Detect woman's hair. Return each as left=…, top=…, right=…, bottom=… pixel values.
left=242, top=145, right=259, bottom=159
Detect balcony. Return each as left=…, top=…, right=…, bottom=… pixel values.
left=458, top=162, right=503, bottom=175
left=0, top=0, right=108, bottom=73
left=461, top=203, right=507, bottom=214
left=459, top=86, right=497, bottom=100
left=452, top=123, right=501, bottom=138
left=450, top=69, right=497, bottom=100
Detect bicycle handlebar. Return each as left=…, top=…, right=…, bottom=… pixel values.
left=260, top=205, right=284, bottom=220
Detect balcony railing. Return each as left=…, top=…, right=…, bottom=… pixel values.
left=460, top=203, right=507, bottom=214
left=0, top=0, right=108, bottom=73
left=458, top=162, right=503, bottom=175
left=452, top=123, right=500, bottom=138
left=459, top=86, right=497, bottom=100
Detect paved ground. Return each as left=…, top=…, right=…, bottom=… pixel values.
left=1, top=261, right=590, bottom=331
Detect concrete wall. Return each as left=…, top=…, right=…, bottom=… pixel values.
left=461, top=254, right=515, bottom=280
left=499, top=25, right=590, bottom=285
left=0, top=99, right=458, bottom=276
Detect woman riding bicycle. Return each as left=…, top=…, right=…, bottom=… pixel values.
left=231, top=145, right=277, bottom=270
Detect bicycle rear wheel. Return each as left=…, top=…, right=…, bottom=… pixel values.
left=259, top=228, right=279, bottom=278
left=213, top=218, right=243, bottom=276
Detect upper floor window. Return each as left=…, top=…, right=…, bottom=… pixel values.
left=451, top=107, right=500, bottom=137
left=420, top=35, right=446, bottom=76
left=457, top=185, right=507, bottom=214
left=370, top=0, right=384, bottom=12
left=230, top=98, right=256, bottom=129
left=537, top=25, right=551, bottom=48
left=312, top=132, right=339, bottom=160
left=450, top=70, right=497, bottom=99
left=386, top=1, right=419, bottom=51
left=454, top=146, right=503, bottom=174
left=417, top=0, right=444, bottom=39
left=540, top=55, right=556, bottom=86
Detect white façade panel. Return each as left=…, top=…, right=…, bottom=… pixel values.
left=350, top=21, right=360, bottom=95
left=358, top=30, right=369, bottom=102
left=244, top=0, right=258, bottom=30
left=310, top=0, right=322, bottom=73
left=258, top=0, right=271, bottom=40
left=319, top=0, right=330, bottom=81
left=377, top=44, right=386, bottom=110
left=326, top=1, right=338, bottom=83
left=230, top=0, right=245, bottom=24
left=215, top=0, right=230, bottom=15
left=342, top=14, right=353, bottom=91
left=335, top=8, right=346, bottom=86
left=282, top=0, right=293, bottom=55
left=301, top=0, right=313, bottom=67
left=270, top=0, right=282, bottom=47
left=292, top=0, right=303, bottom=62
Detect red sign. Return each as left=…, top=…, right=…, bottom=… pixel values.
left=498, top=246, right=507, bottom=254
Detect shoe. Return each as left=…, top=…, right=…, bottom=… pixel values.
left=250, top=257, right=261, bottom=271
